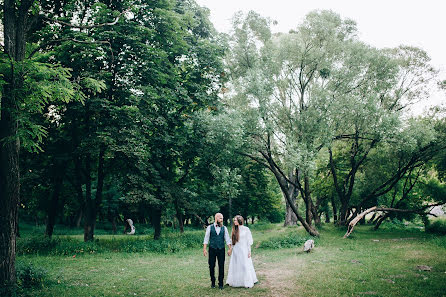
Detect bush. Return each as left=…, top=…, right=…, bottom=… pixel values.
left=425, top=219, right=446, bottom=235
left=249, top=221, right=275, bottom=231
left=258, top=232, right=310, bottom=249
left=17, top=231, right=205, bottom=255
left=16, top=236, right=61, bottom=256
left=16, top=262, right=49, bottom=289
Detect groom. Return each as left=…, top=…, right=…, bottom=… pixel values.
left=203, top=213, right=232, bottom=290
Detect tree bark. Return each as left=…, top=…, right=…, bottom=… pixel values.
left=151, top=207, right=162, bottom=240
left=83, top=152, right=94, bottom=241
left=330, top=195, right=338, bottom=223
left=111, top=216, right=117, bottom=234
left=303, top=175, right=313, bottom=226
left=284, top=171, right=298, bottom=226
left=175, top=202, right=184, bottom=233
left=83, top=145, right=106, bottom=241
left=324, top=211, right=330, bottom=223
left=45, top=162, right=66, bottom=238
left=284, top=198, right=298, bottom=226
left=373, top=213, right=389, bottom=230
left=268, top=160, right=319, bottom=236
left=0, top=0, right=34, bottom=290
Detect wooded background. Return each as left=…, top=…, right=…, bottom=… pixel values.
left=1, top=0, right=445, bottom=290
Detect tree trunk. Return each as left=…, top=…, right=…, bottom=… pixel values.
left=373, top=213, right=389, bottom=230
left=83, top=145, right=106, bottom=241
left=83, top=201, right=96, bottom=241
left=0, top=119, right=19, bottom=291
left=0, top=0, right=33, bottom=290
left=228, top=195, right=232, bottom=226
left=269, top=163, right=319, bottom=236
left=304, top=175, right=313, bottom=226
left=325, top=211, right=330, bottom=223
left=45, top=163, right=66, bottom=238
left=83, top=152, right=94, bottom=241
left=175, top=205, right=184, bottom=233
left=111, top=216, right=117, bottom=234
left=330, top=196, right=338, bottom=223
left=284, top=193, right=298, bottom=226
left=75, top=209, right=83, bottom=227
left=339, top=202, right=349, bottom=225
left=151, top=208, right=162, bottom=240
left=284, top=170, right=298, bottom=226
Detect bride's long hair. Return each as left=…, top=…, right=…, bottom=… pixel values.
left=231, top=215, right=244, bottom=246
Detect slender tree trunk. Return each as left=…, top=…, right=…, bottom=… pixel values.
left=83, top=152, right=95, bottom=241
left=45, top=163, right=66, bottom=238
left=111, top=216, right=117, bottom=234
left=83, top=146, right=106, bottom=241
left=330, top=195, right=338, bottom=223
left=284, top=170, right=298, bottom=226
left=325, top=211, right=330, bottom=223
left=75, top=209, right=83, bottom=227
left=374, top=213, right=389, bottom=230
left=304, top=175, right=313, bottom=226
left=175, top=204, right=184, bottom=233
left=311, top=200, right=321, bottom=226
left=228, top=195, right=232, bottom=226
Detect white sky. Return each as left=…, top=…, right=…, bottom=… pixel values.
left=195, top=0, right=446, bottom=114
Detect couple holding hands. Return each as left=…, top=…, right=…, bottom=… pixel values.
left=203, top=213, right=258, bottom=290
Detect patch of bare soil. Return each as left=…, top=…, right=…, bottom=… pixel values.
left=255, top=254, right=305, bottom=297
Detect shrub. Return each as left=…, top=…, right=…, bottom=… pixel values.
left=16, top=262, right=49, bottom=289
left=249, top=221, right=275, bottom=231
left=425, top=219, right=446, bottom=235
left=16, top=231, right=205, bottom=255
left=16, top=236, right=60, bottom=256
left=258, top=232, right=310, bottom=249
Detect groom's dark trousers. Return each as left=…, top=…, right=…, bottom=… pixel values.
left=208, top=247, right=225, bottom=286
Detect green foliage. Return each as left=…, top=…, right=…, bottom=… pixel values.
left=15, top=262, right=49, bottom=289
left=257, top=232, right=311, bottom=249
left=16, top=231, right=204, bottom=255
left=425, top=219, right=446, bottom=235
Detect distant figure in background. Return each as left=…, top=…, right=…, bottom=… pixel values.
left=125, top=218, right=135, bottom=235
left=226, top=215, right=258, bottom=288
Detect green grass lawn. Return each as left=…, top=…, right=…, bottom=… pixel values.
left=16, top=223, right=446, bottom=297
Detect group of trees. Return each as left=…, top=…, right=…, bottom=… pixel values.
left=0, top=0, right=282, bottom=290
left=1, top=0, right=445, bottom=291
left=222, top=10, right=446, bottom=236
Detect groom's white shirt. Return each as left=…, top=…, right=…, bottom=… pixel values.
left=203, top=223, right=232, bottom=246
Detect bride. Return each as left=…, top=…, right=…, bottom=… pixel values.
left=226, top=215, right=258, bottom=288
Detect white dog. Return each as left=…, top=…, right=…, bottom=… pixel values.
left=303, top=239, right=314, bottom=252
left=126, top=219, right=135, bottom=235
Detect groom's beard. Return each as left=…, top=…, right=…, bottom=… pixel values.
left=217, top=221, right=222, bottom=227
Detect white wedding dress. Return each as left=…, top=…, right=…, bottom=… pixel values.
left=226, top=225, right=258, bottom=288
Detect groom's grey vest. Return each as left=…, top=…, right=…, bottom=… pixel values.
left=209, top=224, right=225, bottom=249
